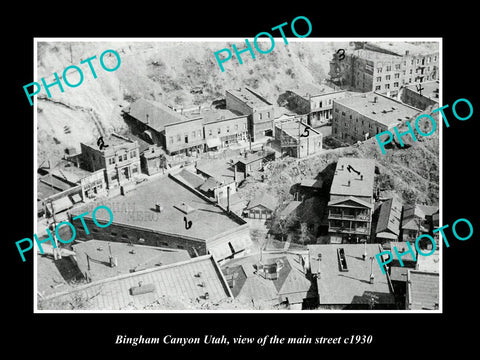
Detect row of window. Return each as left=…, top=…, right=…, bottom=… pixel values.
left=258, top=112, right=271, bottom=120
left=169, top=124, right=248, bottom=145
left=311, top=98, right=333, bottom=108
left=107, top=150, right=137, bottom=165
left=376, top=55, right=437, bottom=74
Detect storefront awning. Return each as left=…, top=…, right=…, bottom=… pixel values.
left=206, top=137, right=221, bottom=149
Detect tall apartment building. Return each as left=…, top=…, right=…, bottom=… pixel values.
left=330, top=42, right=439, bottom=99
left=332, top=92, right=421, bottom=144
left=328, top=157, right=375, bottom=244
left=80, top=134, right=141, bottom=189
left=226, top=87, right=275, bottom=142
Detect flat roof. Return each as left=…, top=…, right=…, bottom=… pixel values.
left=72, top=240, right=191, bottom=283
left=335, top=92, right=420, bottom=128
left=39, top=255, right=232, bottom=310
left=276, top=120, right=320, bottom=139
left=308, top=244, right=395, bottom=305
left=405, top=81, right=439, bottom=100
left=407, top=270, right=439, bottom=310
left=72, top=174, right=243, bottom=242
left=183, top=108, right=245, bottom=124
left=368, top=41, right=438, bottom=56
left=352, top=49, right=401, bottom=62
left=127, top=98, right=195, bottom=133
left=290, top=83, right=337, bottom=99
left=50, top=159, right=93, bottom=184
left=330, top=157, right=375, bottom=198
left=226, top=87, right=272, bottom=108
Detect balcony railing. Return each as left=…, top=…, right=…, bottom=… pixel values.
left=329, top=226, right=369, bottom=234
left=328, top=212, right=370, bottom=221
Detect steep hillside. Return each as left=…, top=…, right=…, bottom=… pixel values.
left=36, top=40, right=350, bottom=163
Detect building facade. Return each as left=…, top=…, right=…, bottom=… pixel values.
left=332, top=92, right=421, bottom=145
left=199, top=109, right=248, bottom=150
left=330, top=42, right=439, bottom=99
left=401, top=80, right=439, bottom=110
left=275, top=118, right=322, bottom=158
left=328, top=157, right=375, bottom=243
left=226, top=87, right=275, bottom=142
left=80, top=134, right=141, bottom=190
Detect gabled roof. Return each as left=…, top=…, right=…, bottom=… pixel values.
left=328, top=196, right=373, bottom=209
left=199, top=176, right=223, bottom=192
left=246, top=193, right=278, bottom=211
left=221, top=253, right=313, bottom=305
left=176, top=169, right=206, bottom=189
left=376, top=197, right=402, bottom=236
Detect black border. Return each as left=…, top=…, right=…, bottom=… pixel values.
left=8, top=6, right=478, bottom=356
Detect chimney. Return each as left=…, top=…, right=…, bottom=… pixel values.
left=155, top=203, right=163, bottom=212
left=405, top=50, right=409, bottom=56
left=373, top=96, right=377, bottom=103
left=347, top=180, right=351, bottom=186
left=360, top=174, right=363, bottom=180
left=227, top=186, right=230, bottom=213
left=146, top=114, right=149, bottom=124
left=369, top=273, right=375, bottom=284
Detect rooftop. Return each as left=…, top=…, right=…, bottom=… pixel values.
left=330, top=157, right=375, bottom=198
left=49, top=159, right=94, bottom=184
left=71, top=174, right=243, bottom=242
left=290, top=83, right=337, bottom=99
left=308, top=244, right=395, bottom=305
left=276, top=120, right=320, bottom=139
left=72, top=240, right=191, bottom=283
left=407, top=270, right=439, bottom=310
left=376, top=197, right=402, bottom=236
left=183, top=108, right=245, bottom=124
left=416, top=249, right=440, bottom=273
left=226, top=87, right=273, bottom=108
left=352, top=49, right=401, bottom=62
left=195, top=159, right=245, bottom=184
left=246, top=192, right=278, bottom=211
left=384, top=242, right=417, bottom=262
left=367, top=41, right=438, bottom=56
left=405, top=81, right=439, bottom=103
left=127, top=98, right=194, bottom=133
left=335, top=92, right=421, bottom=128
left=221, top=252, right=313, bottom=305
left=39, top=255, right=232, bottom=310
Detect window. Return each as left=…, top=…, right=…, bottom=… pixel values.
left=177, top=135, right=181, bottom=142
left=335, top=108, right=339, bottom=113
left=177, top=245, right=184, bottom=249
left=428, top=57, right=431, bottom=63
left=244, top=124, right=247, bottom=129
left=376, top=76, right=381, bottom=82
left=386, top=65, right=391, bottom=71
left=267, top=112, right=270, bottom=118
left=259, top=113, right=263, bottom=120
left=394, top=82, right=399, bottom=87
left=217, top=128, right=221, bottom=134
left=208, top=129, right=212, bottom=136
left=123, top=154, right=127, bottom=161
left=192, top=131, right=196, bottom=138
left=377, top=68, right=382, bottom=73
left=416, top=59, right=419, bottom=64
left=386, top=75, right=391, bottom=80
left=395, top=64, right=401, bottom=70
left=409, top=69, right=413, bottom=74
left=411, top=60, right=414, bottom=65
left=434, top=56, right=437, bottom=61
left=404, top=60, right=406, bottom=66
left=427, top=66, right=430, bottom=71
left=350, top=115, right=352, bottom=119
left=394, top=73, right=400, bottom=79
left=118, top=156, right=122, bottom=162
left=111, top=232, right=117, bottom=237
left=341, top=111, right=346, bottom=116
left=409, top=78, right=412, bottom=83
left=121, top=234, right=129, bottom=239
left=385, top=84, right=390, bottom=89
left=132, top=165, right=138, bottom=173
left=227, top=126, right=230, bottom=133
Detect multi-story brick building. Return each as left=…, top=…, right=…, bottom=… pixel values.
left=332, top=92, right=421, bottom=144
left=284, top=84, right=348, bottom=128
left=328, top=157, right=375, bottom=244
left=80, top=133, right=141, bottom=190
left=330, top=42, right=439, bottom=99
left=226, top=87, right=275, bottom=142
